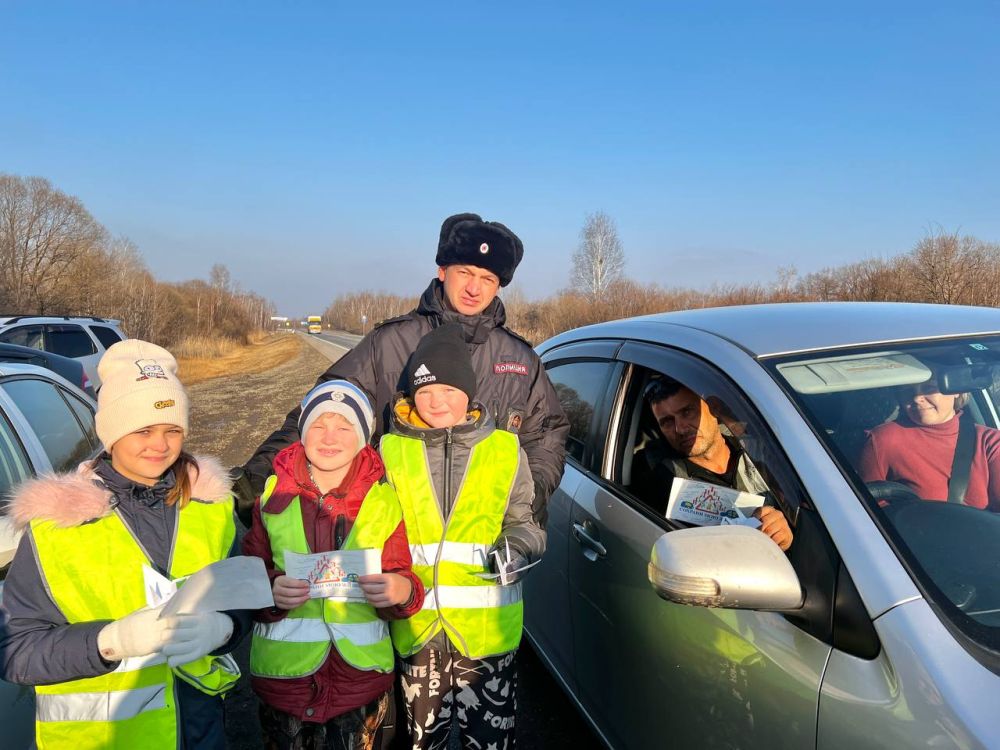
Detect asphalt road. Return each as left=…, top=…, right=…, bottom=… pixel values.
left=314, top=330, right=363, bottom=350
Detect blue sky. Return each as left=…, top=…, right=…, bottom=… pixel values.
left=2, top=1, right=998, bottom=314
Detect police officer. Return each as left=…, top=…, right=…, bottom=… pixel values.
left=234, top=213, right=569, bottom=528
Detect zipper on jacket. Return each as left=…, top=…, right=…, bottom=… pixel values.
left=334, top=514, right=346, bottom=550
left=432, top=426, right=468, bottom=655
left=443, top=427, right=454, bottom=520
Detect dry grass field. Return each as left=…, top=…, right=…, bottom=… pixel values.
left=175, top=333, right=304, bottom=387
left=182, top=334, right=330, bottom=469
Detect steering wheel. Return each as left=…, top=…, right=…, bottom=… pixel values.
left=865, top=480, right=922, bottom=506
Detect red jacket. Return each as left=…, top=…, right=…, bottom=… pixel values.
left=859, top=414, right=1000, bottom=510
left=242, top=443, right=424, bottom=721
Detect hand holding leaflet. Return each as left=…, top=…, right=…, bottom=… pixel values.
left=477, top=538, right=540, bottom=585
left=283, top=548, right=382, bottom=601
left=665, top=478, right=765, bottom=526
left=157, top=556, right=275, bottom=618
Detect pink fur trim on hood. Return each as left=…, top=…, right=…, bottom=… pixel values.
left=6, top=454, right=232, bottom=530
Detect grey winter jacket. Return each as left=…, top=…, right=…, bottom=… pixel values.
left=385, top=396, right=545, bottom=563
left=241, top=279, right=569, bottom=527
left=383, top=396, right=544, bottom=655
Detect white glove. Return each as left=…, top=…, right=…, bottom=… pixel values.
left=161, top=612, right=234, bottom=667
left=97, top=604, right=171, bottom=662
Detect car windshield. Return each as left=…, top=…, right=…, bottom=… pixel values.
left=767, top=335, right=1000, bottom=653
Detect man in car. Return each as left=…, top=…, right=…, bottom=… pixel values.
left=641, top=377, right=794, bottom=550
left=233, top=213, right=569, bottom=527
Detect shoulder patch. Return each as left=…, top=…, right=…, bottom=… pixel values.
left=374, top=312, right=417, bottom=330
left=500, top=326, right=535, bottom=349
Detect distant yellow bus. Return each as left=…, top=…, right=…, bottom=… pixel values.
left=307, top=315, right=322, bottom=334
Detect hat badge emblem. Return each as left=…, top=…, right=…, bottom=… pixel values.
left=479, top=243, right=489, bottom=254
left=331, top=391, right=345, bottom=402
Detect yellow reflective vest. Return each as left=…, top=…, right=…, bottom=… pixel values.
left=381, top=429, right=524, bottom=659
left=250, top=477, right=402, bottom=677
left=29, top=496, right=238, bottom=750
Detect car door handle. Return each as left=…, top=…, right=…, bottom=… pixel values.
left=572, top=522, right=607, bottom=560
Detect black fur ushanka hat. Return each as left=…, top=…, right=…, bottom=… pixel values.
left=435, top=213, right=524, bottom=287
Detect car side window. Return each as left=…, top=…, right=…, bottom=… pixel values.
left=546, top=360, right=616, bottom=464
left=0, top=408, right=32, bottom=500
left=608, top=348, right=807, bottom=525
left=0, top=325, right=44, bottom=350
left=63, top=390, right=99, bottom=453
left=89, top=325, right=124, bottom=349
left=1, top=379, right=93, bottom=472
left=45, top=325, right=97, bottom=358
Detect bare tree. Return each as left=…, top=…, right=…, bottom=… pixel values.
left=0, top=174, right=107, bottom=312
left=902, top=231, right=985, bottom=305
left=323, top=291, right=417, bottom=334
left=570, top=211, right=625, bottom=300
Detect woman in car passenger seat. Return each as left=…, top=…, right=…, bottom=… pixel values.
left=0, top=339, right=250, bottom=750
left=859, top=378, right=1000, bottom=510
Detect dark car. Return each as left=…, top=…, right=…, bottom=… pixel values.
left=0, top=342, right=96, bottom=398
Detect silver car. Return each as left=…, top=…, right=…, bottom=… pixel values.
left=0, top=362, right=102, bottom=749
left=0, top=316, right=127, bottom=391
left=524, top=302, right=1000, bottom=750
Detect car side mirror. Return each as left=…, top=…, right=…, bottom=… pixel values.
left=648, top=526, right=804, bottom=611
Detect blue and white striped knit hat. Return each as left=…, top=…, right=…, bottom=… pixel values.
left=298, top=380, right=375, bottom=448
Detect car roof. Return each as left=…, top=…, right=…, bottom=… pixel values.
left=0, top=341, right=77, bottom=362
left=544, top=302, right=1000, bottom=358
left=0, top=315, right=122, bottom=327
left=0, top=361, right=94, bottom=400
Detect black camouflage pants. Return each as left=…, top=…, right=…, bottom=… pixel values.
left=259, top=692, right=390, bottom=750
left=399, top=647, right=517, bottom=750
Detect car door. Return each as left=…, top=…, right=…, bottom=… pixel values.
left=44, top=324, right=101, bottom=388
left=0, top=324, right=44, bottom=351
left=86, top=324, right=125, bottom=352
left=565, top=341, right=833, bottom=750
left=0, top=392, right=44, bottom=750
left=0, top=375, right=100, bottom=473
left=523, top=340, right=620, bottom=706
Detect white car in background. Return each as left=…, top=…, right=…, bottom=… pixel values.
left=0, top=316, right=127, bottom=391
left=0, top=362, right=102, bottom=749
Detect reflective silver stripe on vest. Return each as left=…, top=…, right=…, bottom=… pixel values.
left=36, top=684, right=167, bottom=723
left=254, top=617, right=330, bottom=643
left=423, top=583, right=522, bottom=610
left=115, top=652, right=167, bottom=673
left=328, top=619, right=389, bottom=646
left=410, top=541, right=491, bottom=568
left=255, top=618, right=387, bottom=645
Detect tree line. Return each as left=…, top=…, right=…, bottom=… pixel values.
left=0, top=174, right=274, bottom=347
left=323, top=210, right=1000, bottom=345
left=6, top=174, right=996, bottom=349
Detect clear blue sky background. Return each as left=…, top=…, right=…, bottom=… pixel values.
left=2, top=1, right=998, bottom=314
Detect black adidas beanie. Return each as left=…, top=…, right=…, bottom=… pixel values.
left=435, top=213, right=524, bottom=287
left=407, top=323, right=477, bottom=401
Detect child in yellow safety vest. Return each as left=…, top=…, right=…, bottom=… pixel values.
left=380, top=323, right=545, bottom=750
left=0, top=339, right=249, bottom=750
left=242, top=380, right=424, bottom=750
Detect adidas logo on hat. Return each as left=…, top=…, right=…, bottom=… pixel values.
left=413, top=362, right=437, bottom=386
